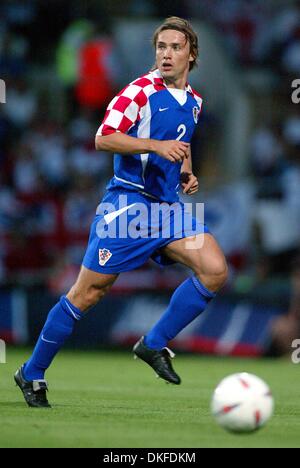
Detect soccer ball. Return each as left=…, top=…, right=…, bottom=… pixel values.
left=211, top=372, right=274, bottom=433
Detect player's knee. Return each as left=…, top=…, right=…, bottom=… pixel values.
left=195, top=258, right=228, bottom=291
left=212, top=261, right=228, bottom=289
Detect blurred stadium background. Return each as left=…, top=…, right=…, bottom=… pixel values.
left=0, top=0, right=300, bottom=360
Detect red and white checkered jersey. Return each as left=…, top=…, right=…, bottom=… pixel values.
left=96, top=69, right=203, bottom=202
left=96, top=69, right=202, bottom=136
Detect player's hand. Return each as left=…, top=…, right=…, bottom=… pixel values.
left=180, top=171, right=199, bottom=195
left=153, top=140, right=190, bottom=163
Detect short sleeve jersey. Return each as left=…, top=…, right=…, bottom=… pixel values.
left=96, top=69, right=203, bottom=203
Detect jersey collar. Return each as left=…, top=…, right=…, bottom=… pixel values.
left=152, top=69, right=193, bottom=94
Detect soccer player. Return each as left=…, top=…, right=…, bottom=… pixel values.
left=15, top=17, right=228, bottom=408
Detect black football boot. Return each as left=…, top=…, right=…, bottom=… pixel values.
left=14, top=365, right=51, bottom=408
left=133, top=336, right=181, bottom=385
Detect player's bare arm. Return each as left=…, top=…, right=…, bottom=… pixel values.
left=95, top=132, right=190, bottom=163
left=180, top=146, right=199, bottom=194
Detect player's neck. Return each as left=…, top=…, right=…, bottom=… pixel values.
left=155, top=67, right=189, bottom=90
left=163, top=74, right=188, bottom=91
left=163, top=70, right=188, bottom=90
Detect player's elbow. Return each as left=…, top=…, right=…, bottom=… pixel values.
left=95, top=135, right=105, bottom=151
left=95, top=133, right=117, bottom=151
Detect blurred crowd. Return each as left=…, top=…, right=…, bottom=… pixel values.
left=0, top=0, right=299, bottom=300
left=189, top=0, right=300, bottom=70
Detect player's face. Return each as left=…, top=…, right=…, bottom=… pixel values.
left=155, top=29, right=194, bottom=87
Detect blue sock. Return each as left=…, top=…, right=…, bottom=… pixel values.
left=23, top=296, right=84, bottom=381
left=144, top=276, right=216, bottom=350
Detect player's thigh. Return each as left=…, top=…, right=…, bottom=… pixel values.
left=161, top=233, right=227, bottom=277
left=67, top=265, right=118, bottom=310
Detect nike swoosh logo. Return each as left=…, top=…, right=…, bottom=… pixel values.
left=159, top=107, right=169, bottom=112
left=104, top=203, right=136, bottom=224
left=41, top=335, right=58, bottom=344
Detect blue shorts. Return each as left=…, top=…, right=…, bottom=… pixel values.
left=82, top=188, right=210, bottom=274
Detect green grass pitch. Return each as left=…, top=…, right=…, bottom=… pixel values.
left=0, top=347, right=299, bottom=448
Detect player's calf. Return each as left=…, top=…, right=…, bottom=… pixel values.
left=67, top=267, right=118, bottom=311
left=67, top=284, right=107, bottom=312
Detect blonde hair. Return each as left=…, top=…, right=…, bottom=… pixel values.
left=152, top=16, right=198, bottom=71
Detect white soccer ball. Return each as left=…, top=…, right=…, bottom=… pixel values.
left=211, top=372, right=274, bottom=433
